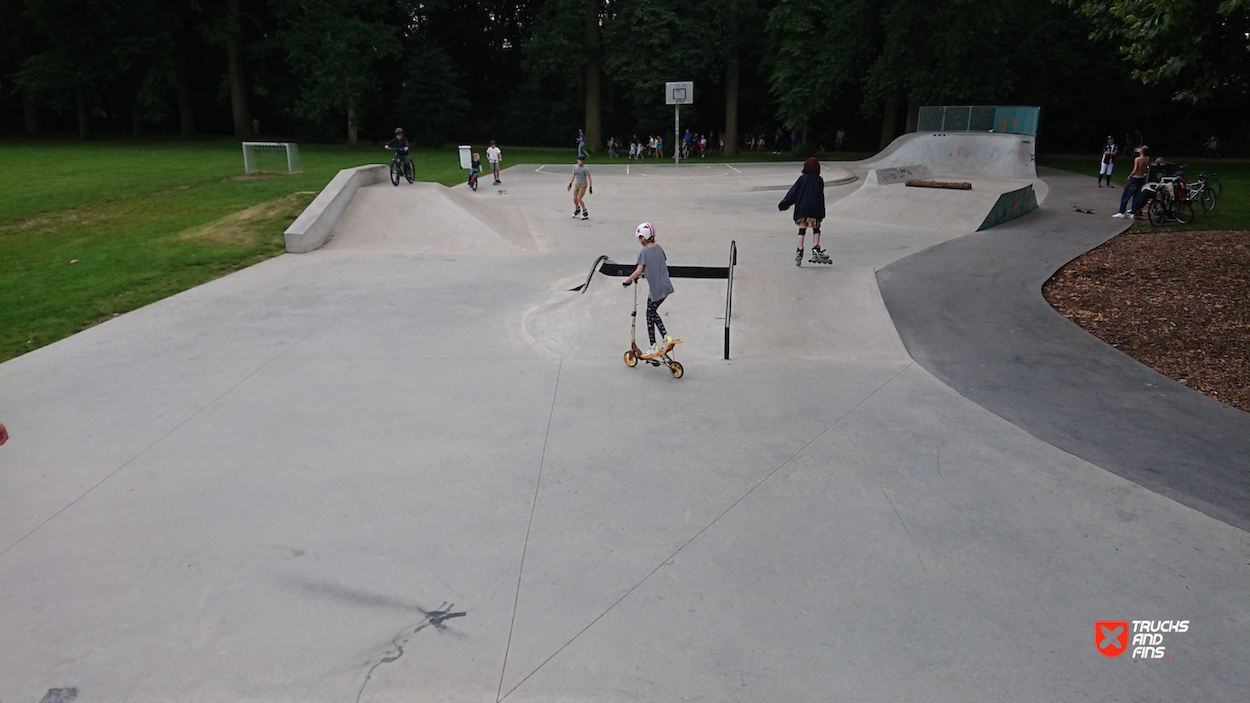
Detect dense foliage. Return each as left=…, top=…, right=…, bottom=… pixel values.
left=1, top=0, right=1245, bottom=154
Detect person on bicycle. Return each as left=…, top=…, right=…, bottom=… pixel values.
left=469, top=152, right=481, bottom=185
left=384, top=128, right=411, bottom=166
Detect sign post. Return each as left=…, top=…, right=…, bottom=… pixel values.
left=666, top=81, right=693, bottom=166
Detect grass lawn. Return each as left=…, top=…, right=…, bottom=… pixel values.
left=0, top=138, right=810, bottom=362
left=1038, top=156, right=1248, bottom=232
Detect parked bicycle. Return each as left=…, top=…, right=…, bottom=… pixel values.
left=1142, top=172, right=1194, bottom=225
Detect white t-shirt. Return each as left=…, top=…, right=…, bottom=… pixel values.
left=486, top=146, right=501, bottom=163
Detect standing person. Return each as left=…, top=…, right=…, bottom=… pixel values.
left=1203, top=135, right=1221, bottom=158
left=486, top=140, right=503, bottom=184
left=251, top=117, right=261, bottom=137
left=1114, top=145, right=1151, bottom=219
left=568, top=155, right=593, bottom=220
left=778, top=157, right=829, bottom=266
left=774, top=127, right=783, bottom=151
left=835, top=128, right=845, bottom=152
left=1131, top=129, right=1144, bottom=155
left=1097, top=135, right=1118, bottom=187
left=684, top=128, right=692, bottom=157
left=621, top=222, right=675, bottom=354
left=577, top=135, right=588, bottom=160
left=656, top=134, right=664, bottom=159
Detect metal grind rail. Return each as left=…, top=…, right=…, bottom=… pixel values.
left=571, top=244, right=738, bottom=359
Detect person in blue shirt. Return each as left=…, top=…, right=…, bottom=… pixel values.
left=778, top=157, right=829, bottom=266
left=384, top=128, right=410, bottom=166
left=469, top=152, right=481, bottom=186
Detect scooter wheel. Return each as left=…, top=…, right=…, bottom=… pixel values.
left=624, top=351, right=638, bottom=367
left=668, top=361, right=684, bottom=378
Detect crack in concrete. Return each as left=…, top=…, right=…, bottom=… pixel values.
left=354, top=602, right=466, bottom=703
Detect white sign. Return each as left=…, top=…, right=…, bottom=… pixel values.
left=666, top=81, right=693, bottom=105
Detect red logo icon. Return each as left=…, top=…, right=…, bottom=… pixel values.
left=1096, top=621, right=1129, bottom=658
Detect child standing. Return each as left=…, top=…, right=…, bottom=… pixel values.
left=1098, top=136, right=1117, bottom=187
left=486, top=140, right=502, bottom=184
left=622, top=222, right=675, bottom=354
left=778, top=157, right=829, bottom=266
left=568, top=156, right=593, bottom=219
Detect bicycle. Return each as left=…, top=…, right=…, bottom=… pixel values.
left=1144, top=175, right=1194, bottom=225
left=389, top=151, right=415, bottom=186
left=468, top=168, right=479, bottom=191
left=1186, top=176, right=1217, bottom=212
left=1195, top=171, right=1221, bottom=201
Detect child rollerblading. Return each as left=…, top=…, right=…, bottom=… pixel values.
left=568, top=156, right=593, bottom=219
left=778, top=157, right=829, bottom=266
left=622, top=222, right=674, bottom=355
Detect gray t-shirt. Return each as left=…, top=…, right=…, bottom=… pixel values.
left=572, top=164, right=591, bottom=185
left=636, top=244, right=674, bottom=301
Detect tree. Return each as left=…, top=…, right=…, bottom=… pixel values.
left=17, top=0, right=159, bottom=138
left=1063, top=0, right=1250, bottom=103
left=274, top=0, right=401, bottom=144
left=525, top=0, right=603, bottom=150
left=394, top=37, right=470, bottom=146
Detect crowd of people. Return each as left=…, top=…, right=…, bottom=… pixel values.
left=599, top=126, right=849, bottom=159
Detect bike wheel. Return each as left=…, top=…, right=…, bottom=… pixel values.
left=404, top=161, right=415, bottom=183
left=1200, top=187, right=1216, bottom=212
left=1207, top=176, right=1222, bottom=199
left=1174, top=201, right=1195, bottom=224
left=1147, top=199, right=1166, bottom=226
left=469, top=176, right=478, bottom=191
left=390, top=162, right=401, bottom=186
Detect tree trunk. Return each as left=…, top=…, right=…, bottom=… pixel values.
left=22, top=91, right=40, bottom=136
left=905, top=96, right=920, bottom=133
left=878, top=95, right=899, bottom=150
left=75, top=88, right=92, bottom=140
left=347, top=95, right=358, bottom=145
left=225, top=0, right=250, bottom=140
left=583, top=6, right=601, bottom=154
left=722, top=2, right=739, bottom=156
left=173, top=50, right=196, bottom=138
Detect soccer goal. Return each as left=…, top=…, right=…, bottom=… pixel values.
left=241, top=142, right=302, bottom=174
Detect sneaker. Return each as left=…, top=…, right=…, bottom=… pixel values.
left=1127, top=213, right=1136, bottom=219
left=664, top=334, right=674, bottom=345
left=1112, top=213, right=1125, bottom=218
left=650, top=343, right=663, bottom=355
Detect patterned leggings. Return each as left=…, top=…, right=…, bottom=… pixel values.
left=646, top=297, right=668, bottom=345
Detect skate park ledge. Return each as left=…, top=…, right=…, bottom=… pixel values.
left=284, top=164, right=388, bottom=253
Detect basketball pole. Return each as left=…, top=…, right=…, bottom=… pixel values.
left=674, top=104, right=680, bottom=167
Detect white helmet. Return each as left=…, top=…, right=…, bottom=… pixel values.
left=635, top=222, right=656, bottom=240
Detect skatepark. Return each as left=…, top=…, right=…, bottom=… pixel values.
left=1, top=129, right=1247, bottom=702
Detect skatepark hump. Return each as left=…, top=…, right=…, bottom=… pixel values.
left=828, top=131, right=1047, bottom=232
left=324, top=181, right=537, bottom=253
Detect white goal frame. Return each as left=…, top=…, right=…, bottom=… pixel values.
left=241, top=142, right=303, bottom=174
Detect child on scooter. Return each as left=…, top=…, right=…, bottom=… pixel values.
left=622, top=222, right=675, bottom=354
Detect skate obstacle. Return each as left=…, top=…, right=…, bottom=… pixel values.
left=284, top=164, right=388, bottom=253
left=571, top=240, right=739, bottom=359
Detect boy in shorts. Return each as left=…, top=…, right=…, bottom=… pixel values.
left=622, top=222, right=675, bottom=354
left=486, top=140, right=502, bottom=184
left=568, top=156, right=593, bottom=219
left=1098, top=136, right=1117, bottom=187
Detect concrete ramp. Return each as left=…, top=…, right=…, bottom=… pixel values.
left=827, top=178, right=1031, bottom=233
left=859, top=131, right=1037, bottom=181
left=525, top=265, right=910, bottom=363
left=324, top=182, right=536, bottom=253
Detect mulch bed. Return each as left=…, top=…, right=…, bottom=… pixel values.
left=1043, top=229, right=1249, bottom=412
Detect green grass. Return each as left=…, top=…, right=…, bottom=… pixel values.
left=1039, top=156, right=1248, bottom=231
left=0, top=138, right=813, bottom=362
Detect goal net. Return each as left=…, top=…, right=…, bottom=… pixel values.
left=241, top=142, right=303, bottom=174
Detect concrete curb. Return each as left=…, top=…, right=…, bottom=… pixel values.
left=284, top=164, right=388, bottom=253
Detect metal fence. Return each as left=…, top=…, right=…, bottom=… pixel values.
left=916, top=106, right=1039, bottom=136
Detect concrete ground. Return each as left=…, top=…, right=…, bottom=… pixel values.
left=0, top=160, right=1246, bottom=702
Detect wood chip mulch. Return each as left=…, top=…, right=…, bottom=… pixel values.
left=1043, top=229, right=1250, bottom=413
